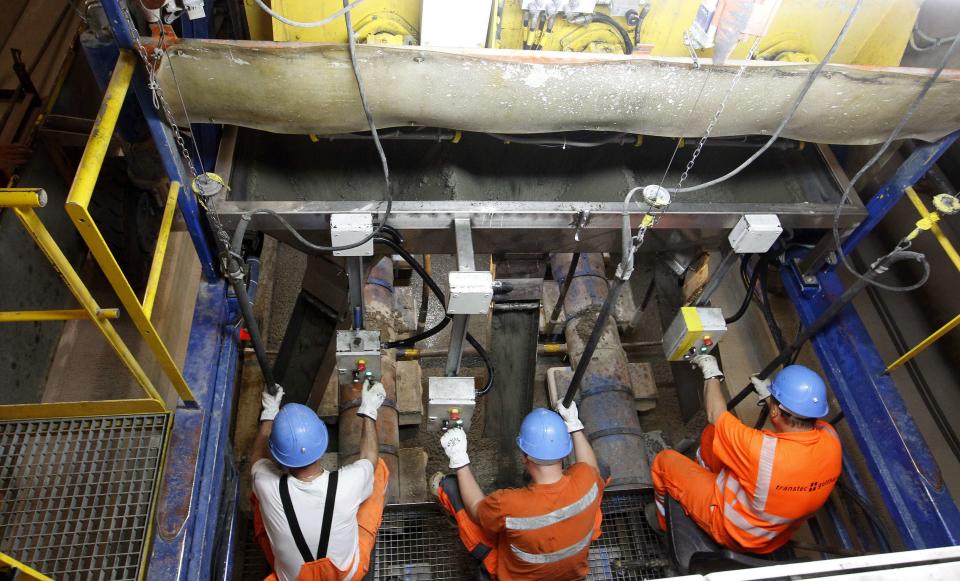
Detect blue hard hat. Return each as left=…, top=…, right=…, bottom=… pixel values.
left=269, top=403, right=329, bottom=468
left=770, top=365, right=829, bottom=419
left=516, top=408, right=573, bottom=462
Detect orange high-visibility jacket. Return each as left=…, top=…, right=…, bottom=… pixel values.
left=712, top=411, right=842, bottom=552
left=475, top=463, right=605, bottom=580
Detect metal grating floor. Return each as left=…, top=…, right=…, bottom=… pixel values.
left=371, top=490, right=668, bottom=581
left=589, top=490, right=670, bottom=580
left=0, top=415, right=168, bottom=580
left=374, top=503, right=478, bottom=580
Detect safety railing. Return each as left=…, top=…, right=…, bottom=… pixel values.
left=0, top=50, right=197, bottom=419
left=0, top=551, right=54, bottom=581
left=884, top=186, right=960, bottom=373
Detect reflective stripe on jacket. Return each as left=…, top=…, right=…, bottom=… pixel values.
left=712, top=412, right=841, bottom=552
left=476, top=462, right=605, bottom=580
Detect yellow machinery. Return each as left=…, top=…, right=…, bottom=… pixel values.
left=249, top=0, right=920, bottom=65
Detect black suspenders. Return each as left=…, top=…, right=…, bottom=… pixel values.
left=279, top=471, right=340, bottom=563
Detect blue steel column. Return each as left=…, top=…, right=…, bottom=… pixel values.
left=840, top=130, right=960, bottom=255
left=100, top=0, right=217, bottom=280
left=782, top=262, right=960, bottom=549
left=550, top=253, right=650, bottom=488
left=147, top=281, right=240, bottom=580
left=178, top=5, right=220, bottom=172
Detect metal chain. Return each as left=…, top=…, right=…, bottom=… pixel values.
left=675, top=36, right=763, bottom=191
left=122, top=6, right=238, bottom=272
left=620, top=36, right=765, bottom=258
left=123, top=7, right=200, bottom=184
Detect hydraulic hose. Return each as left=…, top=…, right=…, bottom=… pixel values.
left=374, top=236, right=495, bottom=396
left=724, top=255, right=764, bottom=325
left=562, top=276, right=628, bottom=408
left=726, top=248, right=929, bottom=412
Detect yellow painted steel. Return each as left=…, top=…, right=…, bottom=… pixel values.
left=0, top=399, right=167, bottom=421
left=541, top=343, right=563, bottom=354
left=64, top=51, right=197, bottom=406
left=270, top=0, right=420, bottom=43
left=0, top=551, right=55, bottom=581
left=0, top=188, right=47, bottom=208
left=882, top=187, right=960, bottom=373
left=905, top=186, right=960, bottom=272
left=261, top=0, right=917, bottom=64
left=0, top=308, right=119, bottom=322
left=10, top=205, right=166, bottom=405
left=635, top=0, right=918, bottom=64
left=886, top=314, right=960, bottom=374
left=671, top=306, right=704, bottom=360
left=136, top=409, right=174, bottom=580
left=142, top=181, right=181, bottom=320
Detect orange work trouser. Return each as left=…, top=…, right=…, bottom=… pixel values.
left=650, top=425, right=737, bottom=548
left=435, top=475, right=499, bottom=579
left=252, top=458, right=390, bottom=580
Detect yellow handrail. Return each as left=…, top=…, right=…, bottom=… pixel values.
left=64, top=50, right=197, bottom=406
left=884, top=187, right=960, bottom=374
left=904, top=186, right=960, bottom=271
left=0, top=189, right=166, bottom=416
left=0, top=551, right=55, bottom=581
left=0, top=308, right=119, bottom=322
left=143, top=181, right=181, bottom=319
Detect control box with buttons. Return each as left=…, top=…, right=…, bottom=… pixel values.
left=426, top=376, right=476, bottom=432
left=336, top=330, right=382, bottom=384
left=662, top=307, right=727, bottom=362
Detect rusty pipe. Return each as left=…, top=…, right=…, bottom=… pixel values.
left=339, top=256, right=400, bottom=501
left=550, top=253, right=650, bottom=489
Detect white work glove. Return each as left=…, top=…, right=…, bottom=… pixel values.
left=556, top=401, right=584, bottom=433
left=357, top=379, right=386, bottom=420
left=691, top=354, right=724, bottom=381
left=750, top=375, right=772, bottom=400
left=260, top=386, right=284, bottom=422
left=440, top=427, right=471, bottom=469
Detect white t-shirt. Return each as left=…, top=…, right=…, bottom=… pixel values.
left=252, top=458, right=375, bottom=581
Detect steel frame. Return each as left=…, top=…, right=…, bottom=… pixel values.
left=80, top=0, right=960, bottom=575
left=99, top=0, right=218, bottom=280
left=785, top=130, right=960, bottom=549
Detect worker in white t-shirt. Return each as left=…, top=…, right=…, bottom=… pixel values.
left=249, top=380, right=388, bottom=581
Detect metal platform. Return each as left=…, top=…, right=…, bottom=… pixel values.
left=0, top=414, right=168, bottom=580
left=371, top=490, right=667, bottom=580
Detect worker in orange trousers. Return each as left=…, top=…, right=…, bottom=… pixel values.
left=650, top=355, right=841, bottom=554
left=250, top=380, right=389, bottom=580
left=434, top=404, right=605, bottom=580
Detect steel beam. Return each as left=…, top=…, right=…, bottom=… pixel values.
left=99, top=0, right=217, bottom=280
left=147, top=282, right=239, bottom=580
left=840, top=131, right=960, bottom=257
left=782, top=262, right=960, bottom=549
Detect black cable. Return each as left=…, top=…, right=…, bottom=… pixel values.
left=668, top=0, right=863, bottom=194
left=725, top=255, right=764, bottom=324
left=758, top=262, right=787, bottom=351
left=468, top=332, right=495, bottom=396
left=837, top=479, right=893, bottom=551
left=831, top=29, right=960, bottom=292
left=374, top=236, right=451, bottom=348
left=374, top=237, right=495, bottom=395
left=589, top=13, right=634, bottom=55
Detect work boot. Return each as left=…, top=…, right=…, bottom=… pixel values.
left=645, top=503, right=665, bottom=536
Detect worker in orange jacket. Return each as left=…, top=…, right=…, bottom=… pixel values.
left=649, top=356, right=841, bottom=554
left=433, top=405, right=605, bottom=580
left=250, top=380, right=388, bottom=581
